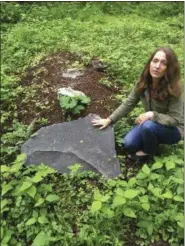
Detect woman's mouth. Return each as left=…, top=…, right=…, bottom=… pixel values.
left=152, top=70, right=159, bottom=74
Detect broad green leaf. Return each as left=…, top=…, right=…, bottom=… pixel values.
left=107, top=180, right=117, bottom=187
left=80, top=96, right=91, bottom=104
left=139, top=196, right=149, bottom=203
left=25, top=218, right=36, bottom=226
left=137, top=220, right=150, bottom=228
left=15, top=153, right=26, bottom=163
left=72, top=105, right=84, bottom=114
left=173, top=168, right=183, bottom=178
left=172, top=177, right=183, bottom=184
left=136, top=172, right=148, bottom=179
left=26, top=186, right=37, bottom=198
left=10, top=161, right=24, bottom=173
left=101, top=207, right=114, bottom=218
left=151, top=161, right=163, bottom=170
left=112, top=195, right=126, bottom=207
left=117, top=180, right=128, bottom=187
left=177, top=221, right=184, bottom=228
left=2, top=229, right=12, bottom=244
left=101, top=195, right=110, bottom=202
left=45, top=194, right=60, bottom=202
left=177, top=186, right=184, bottom=195
left=141, top=203, right=150, bottom=211
left=142, top=164, right=150, bottom=175
left=37, top=165, right=56, bottom=177
left=175, top=213, right=184, bottom=222
left=173, top=195, right=184, bottom=202
left=148, top=183, right=154, bottom=191
left=68, top=97, right=78, bottom=108
left=124, top=189, right=138, bottom=199
left=19, top=181, right=32, bottom=192
left=161, top=191, right=173, bottom=199
left=39, top=184, right=52, bottom=193
left=32, top=210, right=39, bottom=218
left=1, top=227, right=4, bottom=239
left=147, top=224, right=153, bottom=235
left=175, top=159, right=184, bottom=166
left=33, top=231, right=50, bottom=246
left=31, top=175, right=43, bottom=183
left=38, top=216, right=49, bottom=224
left=138, top=187, right=146, bottom=194
left=34, top=198, right=45, bottom=207
left=1, top=199, right=8, bottom=210
left=150, top=173, right=160, bottom=180
left=94, top=189, right=102, bottom=201
left=115, top=188, right=125, bottom=196
left=1, top=165, right=9, bottom=173
left=123, top=208, right=136, bottom=218
left=151, top=188, right=162, bottom=197
left=128, top=177, right=136, bottom=187
left=91, top=201, right=102, bottom=212
left=61, top=97, right=77, bottom=109
left=2, top=183, right=13, bottom=196
left=165, top=161, right=175, bottom=170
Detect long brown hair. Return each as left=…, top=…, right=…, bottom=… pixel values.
left=137, top=47, right=182, bottom=100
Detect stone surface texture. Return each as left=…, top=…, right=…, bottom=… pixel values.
left=58, top=87, right=86, bottom=98
left=62, top=68, right=84, bottom=79
left=21, top=114, right=120, bottom=178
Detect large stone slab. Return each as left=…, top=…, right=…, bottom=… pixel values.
left=21, top=114, right=121, bottom=178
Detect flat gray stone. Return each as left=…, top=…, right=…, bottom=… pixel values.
left=62, top=68, right=84, bottom=79
left=58, top=87, right=86, bottom=97
left=21, top=114, right=121, bottom=178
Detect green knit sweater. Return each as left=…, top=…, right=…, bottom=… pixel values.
left=109, top=83, right=184, bottom=138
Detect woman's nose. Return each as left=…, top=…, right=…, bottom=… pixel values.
left=155, top=62, right=160, bottom=68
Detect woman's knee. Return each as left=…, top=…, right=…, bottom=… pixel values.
left=124, top=135, right=137, bottom=150
left=141, top=120, right=156, bottom=133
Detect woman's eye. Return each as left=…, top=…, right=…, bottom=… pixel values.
left=162, top=61, right=167, bottom=66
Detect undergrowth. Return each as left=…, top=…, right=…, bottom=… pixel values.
left=1, top=2, right=184, bottom=245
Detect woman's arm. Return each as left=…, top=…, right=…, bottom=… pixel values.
left=150, top=95, right=183, bottom=126
left=108, top=83, right=141, bottom=123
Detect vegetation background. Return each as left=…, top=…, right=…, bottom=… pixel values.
left=1, top=2, right=184, bottom=246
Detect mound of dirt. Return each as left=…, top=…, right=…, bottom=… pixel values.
left=18, top=51, right=121, bottom=129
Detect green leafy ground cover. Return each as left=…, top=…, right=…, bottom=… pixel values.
left=1, top=2, right=184, bottom=245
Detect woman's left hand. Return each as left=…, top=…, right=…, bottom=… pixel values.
left=135, top=111, right=154, bottom=126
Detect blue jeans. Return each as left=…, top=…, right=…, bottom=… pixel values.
left=123, top=120, right=181, bottom=155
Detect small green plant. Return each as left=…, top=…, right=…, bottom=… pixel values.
left=114, top=119, right=132, bottom=147
left=59, top=95, right=91, bottom=115
left=99, top=78, right=112, bottom=88
left=36, top=117, right=49, bottom=126
left=69, top=61, right=84, bottom=69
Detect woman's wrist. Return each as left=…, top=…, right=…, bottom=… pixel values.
left=107, top=118, right=112, bottom=124
left=147, top=111, right=154, bottom=118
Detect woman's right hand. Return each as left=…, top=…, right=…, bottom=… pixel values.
left=91, top=117, right=112, bottom=130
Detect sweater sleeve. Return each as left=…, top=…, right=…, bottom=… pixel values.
left=108, top=84, right=141, bottom=123
left=151, top=95, right=183, bottom=127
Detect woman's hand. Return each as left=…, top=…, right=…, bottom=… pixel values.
left=91, top=117, right=112, bottom=130
left=135, top=111, right=154, bottom=126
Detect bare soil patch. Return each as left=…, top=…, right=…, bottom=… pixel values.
left=18, top=51, right=120, bottom=129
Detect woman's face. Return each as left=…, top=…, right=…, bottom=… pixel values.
left=149, top=50, right=167, bottom=80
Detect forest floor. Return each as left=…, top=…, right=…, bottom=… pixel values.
left=18, top=51, right=120, bottom=127
left=16, top=51, right=169, bottom=246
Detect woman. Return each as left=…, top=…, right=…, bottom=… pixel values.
left=91, top=47, right=184, bottom=162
